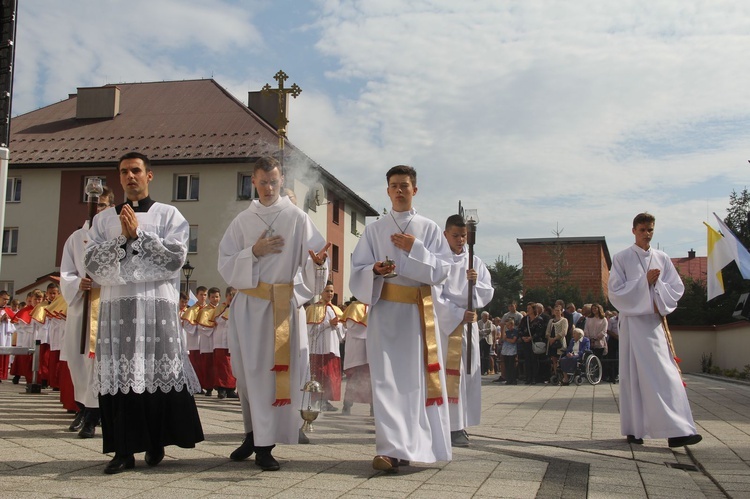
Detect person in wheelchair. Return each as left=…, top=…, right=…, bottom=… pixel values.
left=559, top=328, right=590, bottom=385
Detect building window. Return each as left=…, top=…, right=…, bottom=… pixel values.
left=332, top=199, right=340, bottom=225
left=350, top=209, right=358, bottom=235
left=238, top=173, right=257, bottom=200
left=2, top=228, right=18, bottom=254
left=331, top=244, right=339, bottom=273
left=6, top=177, right=21, bottom=203
left=0, top=280, right=13, bottom=297
left=82, top=176, right=107, bottom=202
left=188, top=226, right=198, bottom=254
left=174, top=174, right=199, bottom=201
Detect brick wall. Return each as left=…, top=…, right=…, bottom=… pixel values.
left=520, top=241, right=610, bottom=301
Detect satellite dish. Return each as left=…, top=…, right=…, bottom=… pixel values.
left=309, top=182, right=325, bottom=207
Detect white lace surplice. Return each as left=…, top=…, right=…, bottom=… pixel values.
left=84, top=203, right=201, bottom=396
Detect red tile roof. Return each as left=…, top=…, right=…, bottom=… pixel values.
left=672, top=256, right=707, bottom=284
left=10, top=79, right=282, bottom=166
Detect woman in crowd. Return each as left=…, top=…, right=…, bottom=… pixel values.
left=545, top=304, right=568, bottom=376
left=584, top=303, right=608, bottom=359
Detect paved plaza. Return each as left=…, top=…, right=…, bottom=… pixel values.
left=1, top=373, right=748, bottom=498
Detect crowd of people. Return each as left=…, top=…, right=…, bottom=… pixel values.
left=477, top=300, right=621, bottom=385
left=0, top=153, right=702, bottom=477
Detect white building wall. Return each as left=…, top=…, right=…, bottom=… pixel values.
left=1, top=169, right=61, bottom=294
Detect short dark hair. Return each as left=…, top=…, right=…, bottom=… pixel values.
left=225, top=286, right=236, bottom=296
left=119, top=151, right=152, bottom=171
left=196, top=286, right=208, bottom=293
left=444, top=214, right=466, bottom=230
left=100, top=186, right=115, bottom=206
left=208, top=287, right=221, bottom=296
left=633, top=212, right=655, bottom=228
left=179, top=292, right=188, bottom=301
left=0, top=290, right=9, bottom=298
left=47, top=282, right=60, bottom=290
left=386, top=165, right=417, bottom=186
left=253, top=156, right=282, bottom=175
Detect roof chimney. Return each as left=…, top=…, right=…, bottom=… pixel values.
left=688, top=248, right=696, bottom=259
left=248, top=90, right=288, bottom=131
left=76, top=86, right=120, bottom=119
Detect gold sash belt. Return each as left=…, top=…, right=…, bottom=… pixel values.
left=241, top=282, right=294, bottom=406
left=444, top=324, right=464, bottom=404
left=380, top=282, right=443, bottom=406
left=88, top=288, right=100, bottom=357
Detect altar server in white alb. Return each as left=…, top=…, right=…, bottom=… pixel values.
left=436, top=214, right=494, bottom=448
left=218, top=156, right=329, bottom=472
left=60, top=186, right=115, bottom=438
left=350, top=164, right=453, bottom=473
left=608, top=212, right=701, bottom=448
left=85, top=152, right=204, bottom=474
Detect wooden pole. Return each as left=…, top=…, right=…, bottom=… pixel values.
left=80, top=193, right=99, bottom=355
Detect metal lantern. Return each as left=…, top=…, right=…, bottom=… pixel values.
left=300, top=376, right=323, bottom=432
left=85, top=177, right=104, bottom=199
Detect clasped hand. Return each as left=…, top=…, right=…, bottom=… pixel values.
left=120, top=204, right=139, bottom=240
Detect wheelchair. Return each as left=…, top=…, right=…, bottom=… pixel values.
left=549, top=350, right=602, bottom=386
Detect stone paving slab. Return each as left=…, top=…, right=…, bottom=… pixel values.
left=0, top=373, right=748, bottom=497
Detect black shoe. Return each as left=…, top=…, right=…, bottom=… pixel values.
left=627, top=435, right=644, bottom=445
left=145, top=447, right=165, bottom=466
left=204, top=389, right=213, bottom=397
left=12, top=375, right=19, bottom=384
left=104, top=454, right=135, bottom=474
left=78, top=421, right=96, bottom=439
left=451, top=429, right=470, bottom=447
left=492, top=377, right=504, bottom=383
left=341, top=404, right=352, bottom=416
left=226, top=389, right=239, bottom=399
left=255, top=446, right=280, bottom=471
left=321, top=401, right=338, bottom=412
left=68, top=412, right=85, bottom=432
left=230, top=432, right=254, bottom=461
left=668, top=434, right=702, bottom=448
left=217, top=389, right=226, bottom=400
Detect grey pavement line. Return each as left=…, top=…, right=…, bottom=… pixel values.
left=685, top=446, right=732, bottom=499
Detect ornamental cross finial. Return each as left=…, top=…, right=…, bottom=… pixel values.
left=261, top=69, right=302, bottom=143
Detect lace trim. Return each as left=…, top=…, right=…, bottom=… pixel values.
left=95, top=353, right=201, bottom=395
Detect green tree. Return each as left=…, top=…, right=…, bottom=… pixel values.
left=483, top=258, right=523, bottom=317
left=725, top=188, right=750, bottom=247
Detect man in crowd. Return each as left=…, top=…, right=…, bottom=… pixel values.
left=477, top=311, right=494, bottom=375
left=85, top=151, right=204, bottom=474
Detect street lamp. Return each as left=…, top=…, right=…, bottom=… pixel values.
left=182, top=260, right=194, bottom=294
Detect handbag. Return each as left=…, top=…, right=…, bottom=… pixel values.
left=532, top=341, right=547, bottom=355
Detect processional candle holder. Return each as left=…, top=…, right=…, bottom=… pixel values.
left=463, top=206, right=478, bottom=374
left=80, top=178, right=104, bottom=355
left=85, top=177, right=104, bottom=202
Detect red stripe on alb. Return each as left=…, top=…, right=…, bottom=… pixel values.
left=88, top=352, right=95, bottom=359
left=272, top=399, right=291, bottom=407
left=448, top=397, right=459, bottom=404
left=427, top=363, right=440, bottom=373
left=446, top=369, right=460, bottom=376
left=271, top=365, right=289, bottom=372
left=426, top=397, right=443, bottom=406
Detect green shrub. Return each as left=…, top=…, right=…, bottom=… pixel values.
left=709, top=365, right=722, bottom=375
left=724, top=368, right=739, bottom=378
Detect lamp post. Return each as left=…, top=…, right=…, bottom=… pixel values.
left=182, top=260, right=194, bottom=295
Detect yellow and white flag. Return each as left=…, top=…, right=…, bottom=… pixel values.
left=705, top=222, right=733, bottom=300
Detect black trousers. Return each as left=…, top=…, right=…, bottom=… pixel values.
left=480, top=341, right=491, bottom=374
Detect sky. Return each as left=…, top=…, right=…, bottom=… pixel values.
left=12, top=0, right=750, bottom=267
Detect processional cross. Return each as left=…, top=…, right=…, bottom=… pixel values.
left=261, top=70, right=302, bottom=169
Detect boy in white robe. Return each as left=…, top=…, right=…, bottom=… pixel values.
left=60, top=186, right=115, bottom=438
left=608, top=212, right=701, bottom=448
left=436, top=214, right=494, bottom=447
left=218, top=156, right=329, bottom=471
left=350, top=164, right=453, bottom=473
